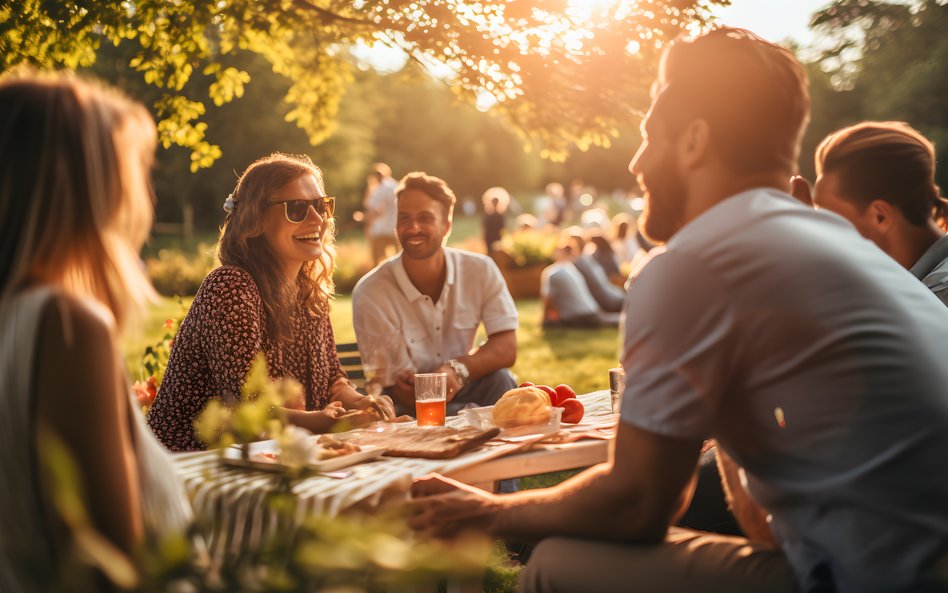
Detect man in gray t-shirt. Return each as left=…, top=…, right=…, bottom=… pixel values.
left=410, top=28, right=948, bottom=593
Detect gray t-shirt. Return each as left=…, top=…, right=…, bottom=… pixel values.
left=909, top=232, right=948, bottom=307
left=620, top=188, right=948, bottom=593
left=541, top=262, right=600, bottom=320
left=574, top=254, right=625, bottom=312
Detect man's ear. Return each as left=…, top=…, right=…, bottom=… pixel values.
left=678, top=118, right=711, bottom=169
left=866, top=199, right=896, bottom=234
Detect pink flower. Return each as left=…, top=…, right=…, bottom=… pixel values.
left=133, top=376, right=158, bottom=408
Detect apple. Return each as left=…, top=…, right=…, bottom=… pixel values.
left=535, top=384, right=557, bottom=402
left=560, top=398, right=584, bottom=423
left=553, top=384, right=576, bottom=406
left=518, top=381, right=535, bottom=388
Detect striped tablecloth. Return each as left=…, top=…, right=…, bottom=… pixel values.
left=172, top=390, right=614, bottom=562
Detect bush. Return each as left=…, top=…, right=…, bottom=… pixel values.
left=146, top=243, right=218, bottom=297
left=498, top=229, right=557, bottom=268
left=333, top=239, right=372, bottom=294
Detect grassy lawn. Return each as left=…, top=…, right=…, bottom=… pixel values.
left=126, top=294, right=622, bottom=395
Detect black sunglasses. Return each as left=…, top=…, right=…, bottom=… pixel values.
left=270, top=196, right=335, bottom=223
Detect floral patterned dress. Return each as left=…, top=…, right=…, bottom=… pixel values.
left=147, top=266, right=345, bottom=451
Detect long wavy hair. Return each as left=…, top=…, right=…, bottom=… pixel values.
left=218, top=153, right=336, bottom=343
left=0, top=70, right=157, bottom=332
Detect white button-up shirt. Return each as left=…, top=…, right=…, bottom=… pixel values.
left=352, top=248, right=518, bottom=381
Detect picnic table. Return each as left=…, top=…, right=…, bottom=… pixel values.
left=171, top=390, right=616, bottom=565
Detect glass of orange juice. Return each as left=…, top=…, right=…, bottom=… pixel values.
left=414, top=372, right=447, bottom=427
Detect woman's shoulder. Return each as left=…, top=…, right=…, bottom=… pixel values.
left=36, top=291, right=117, bottom=359
left=197, top=265, right=260, bottom=299
left=187, top=266, right=265, bottom=326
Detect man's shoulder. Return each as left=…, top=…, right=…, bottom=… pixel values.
left=353, top=258, right=400, bottom=297
left=445, top=247, right=499, bottom=271
left=445, top=247, right=492, bottom=262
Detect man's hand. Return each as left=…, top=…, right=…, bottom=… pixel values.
left=408, top=474, right=500, bottom=539
left=790, top=175, right=813, bottom=206
left=385, top=368, right=416, bottom=409
left=435, top=363, right=463, bottom=401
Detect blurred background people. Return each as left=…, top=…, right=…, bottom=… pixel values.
left=807, top=121, right=948, bottom=306
left=566, top=229, right=625, bottom=313
left=481, top=186, right=510, bottom=257
left=536, top=181, right=565, bottom=228
left=611, top=213, right=648, bottom=270
left=541, top=236, right=621, bottom=329
left=365, top=162, right=399, bottom=266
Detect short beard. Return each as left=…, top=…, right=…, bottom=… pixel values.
left=640, top=151, right=687, bottom=244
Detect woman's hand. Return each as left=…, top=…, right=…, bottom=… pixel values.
left=285, top=402, right=374, bottom=433
left=352, top=393, right=396, bottom=422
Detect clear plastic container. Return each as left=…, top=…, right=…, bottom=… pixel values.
left=459, top=405, right=562, bottom=437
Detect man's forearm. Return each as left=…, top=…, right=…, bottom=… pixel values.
left=715, top=448, right=776, bottom=544
left=491, top=463, right=667, bottom=544
left=458, top=330, right=516, bottom=381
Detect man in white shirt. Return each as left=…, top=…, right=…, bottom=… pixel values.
left=352, top=172, right=519, bottom=415
left=409, top=28, right=948, bottom=593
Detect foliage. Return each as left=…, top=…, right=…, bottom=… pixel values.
left=332, top=237, right=373, bottom=294
left=193, top=353, right=297, bottom=450
left=806, top=0, right=948, bottom=188
left=132, top=313, right=180, bottom=412
left=146, top=243, right=219, bottom=296
left=2, top=0, right=727, bottom=170
left=498, top=228, right=558, bottom=268
left=38, top=406, right=492, bottom=593
left=37, top=425, right=143, bottom=591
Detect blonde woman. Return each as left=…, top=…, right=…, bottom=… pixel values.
left=148, top=153, right=394, bottom=451
left=0, top=72, right=191, bottom=589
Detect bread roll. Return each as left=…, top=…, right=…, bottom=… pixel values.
left=492, top=386, right=552, bottom=428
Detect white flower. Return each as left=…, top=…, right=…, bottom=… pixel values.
left=276, top=425, right=315, bottom=469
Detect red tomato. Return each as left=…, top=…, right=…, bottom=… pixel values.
left=535, top=384, right=557, bottom=402
left=553, top=384, right=576, bottom=406
left=518, top=381, right=535, bottom=388
left=560, top=398, right=585, bottom=423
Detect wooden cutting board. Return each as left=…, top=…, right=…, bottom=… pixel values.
left=343, top=426, right=501, bottom=459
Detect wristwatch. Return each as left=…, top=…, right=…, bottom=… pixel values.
left=445, top=358, right=470, bottom=387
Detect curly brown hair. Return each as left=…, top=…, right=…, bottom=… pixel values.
left=218, top=153, right=336, bottom=342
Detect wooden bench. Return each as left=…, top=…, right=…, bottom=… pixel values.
left=335, top=342, right=366, bottom=393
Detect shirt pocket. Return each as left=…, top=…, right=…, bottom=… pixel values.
left=403, top=322, right=431, bottom=362
left=450, top=310, right=480, bottom=355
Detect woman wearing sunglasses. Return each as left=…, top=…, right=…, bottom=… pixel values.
left=148, top=152, right=395, bottom=451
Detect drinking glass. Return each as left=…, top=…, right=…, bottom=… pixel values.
left=414, top=372, right=447, bottom=427
left=609, top=367, right=625, bottom=415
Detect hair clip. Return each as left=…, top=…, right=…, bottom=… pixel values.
left=223, top=193, right=236, bottom=213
